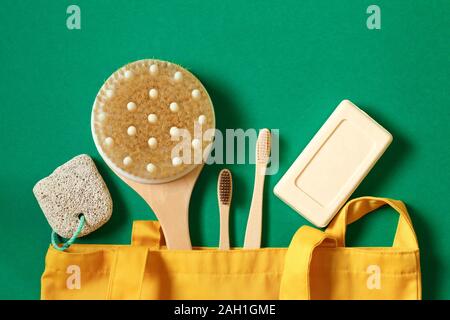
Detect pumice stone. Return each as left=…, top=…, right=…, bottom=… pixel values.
left=33, top=154, right=113, bottom=238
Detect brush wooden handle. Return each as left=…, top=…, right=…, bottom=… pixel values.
left=219, top=204, right=230, bottom=250
left=244, top=164, right=267, bottom=249
left=118, top=165, right=203, bottom=250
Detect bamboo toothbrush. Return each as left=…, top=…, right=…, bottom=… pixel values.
left=244, top=129, right=271, bottom=249
left=217, top=169, right=232, bottom=250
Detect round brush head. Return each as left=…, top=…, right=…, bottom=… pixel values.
left=91, top=59, right=215, bottom=184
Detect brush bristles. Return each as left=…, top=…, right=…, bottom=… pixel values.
left=218, top=169, right=232, bottom=205
left=257, top=129, right=271, bottom=163
left=91, top=59, right=215, bottom=183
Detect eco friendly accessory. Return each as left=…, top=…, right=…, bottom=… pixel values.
left=91, top=59, right=215, bottom=249
left=244, top=128, right=271, bottom=248
left=41, top=197, right=420, bottom=300
left=33, top=154, right=112, bottom=241
left=217, top=169, right=232, bottom=250
left=274, top=100, right=392, bottom=227
left=280, top=197, right=421, bottom=299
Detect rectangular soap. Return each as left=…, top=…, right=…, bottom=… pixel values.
left=274, top=100, right=392, bottom=227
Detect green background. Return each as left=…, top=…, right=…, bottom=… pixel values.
left=0, top=0, right=448, bottom=300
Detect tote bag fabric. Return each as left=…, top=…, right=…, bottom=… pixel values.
left=41, top=197, right=421, bottom=300
left=280, top=197, right=421, bottom=299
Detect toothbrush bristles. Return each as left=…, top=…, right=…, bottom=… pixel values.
left=218, top=169, right=232, bottom=205
left=257, top=129, right=271, bottom=163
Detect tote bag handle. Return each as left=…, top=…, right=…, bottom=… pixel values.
left=279, top=225, right=336, bottom=299
left=325, top=197, right=419, bottom=249
left=279, top=197, right=419, bottom=299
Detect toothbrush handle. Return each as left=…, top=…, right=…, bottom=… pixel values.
left=219, top=205, right=230, bottom=250
left=244, top=164, right=266, bottom=249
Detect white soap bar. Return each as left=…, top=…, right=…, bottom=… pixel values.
left=274, top=100, right=392, bottom=227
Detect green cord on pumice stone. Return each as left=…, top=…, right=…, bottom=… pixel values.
left=51, top=215, right=85, bottom=251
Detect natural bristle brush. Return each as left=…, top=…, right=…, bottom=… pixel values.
left=244, top=129, right=271, bottom=249
left=91, top=59, right=215, bottom=249
left=217, top=169, right=232, bottom=250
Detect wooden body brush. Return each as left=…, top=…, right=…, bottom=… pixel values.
left=217, top=169, right=232, bottom=250
left=244, top=129, right=271, bottom=249
left=91, top=59, right=215, bottom=249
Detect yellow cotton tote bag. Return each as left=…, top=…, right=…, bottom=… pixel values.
left=280, top=197, right=422, bottom=299
left=41, top=197, right=421, bottom=300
